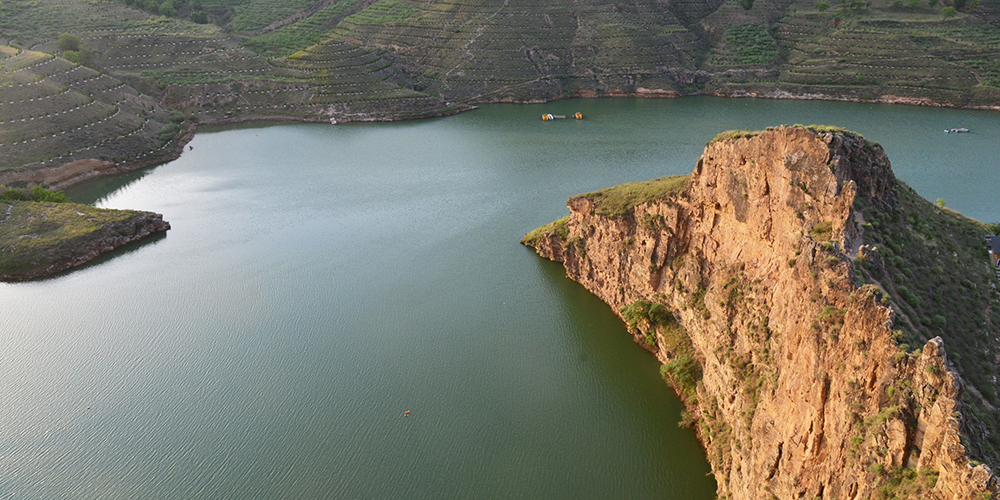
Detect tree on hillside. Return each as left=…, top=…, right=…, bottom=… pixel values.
left=816, top=0, right=830, bottom=11
left=941, top=6, right=958, bottom=18
left=739, top=0, right=754, bottom=10
left=158, top=0, right=177, bottom=16
left=56, top=33, right=80, bottom=53
left=57, top=34, right=94, bottom=67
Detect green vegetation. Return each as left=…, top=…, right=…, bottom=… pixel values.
left=855, top=178, right=1000, bottom=466
left=0, top=185, right=70, bottom=203
left=713, top=125, right=846, bottom=146
left=661, top=354, right=700, bottom=399
left=622, top=300, right=674, bottom=331
left=873, top=466, right=940, bottom=499
left=570, top=175, right=689, bottom=216
left=342, top=0, right=418, bottom=25
left=709, top=129, right=762, bottom=144
left=56, top=33, right=79, bottom=52
left=810, top=220, right=834, bottom=240
left=725, top=24, right=778, bottom=65
left=230, top=0, right=315, bottom=32
left=521, top=216, right=570, bottom=246
left=620, top=299, right=701, bottom=399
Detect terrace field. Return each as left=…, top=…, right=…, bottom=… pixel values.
left=2, top=0, right=1000, bottom=175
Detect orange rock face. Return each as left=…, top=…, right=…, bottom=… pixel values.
left=526, top=126, right=998, bottom=499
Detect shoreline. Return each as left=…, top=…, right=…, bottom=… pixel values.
left=5, top=90, right=998, bottom=193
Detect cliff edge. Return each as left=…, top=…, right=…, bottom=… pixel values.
left=524, top=126, right=1000, bottom=499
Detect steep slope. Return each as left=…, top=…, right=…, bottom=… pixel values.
left=524, top=126, right=999, bottom=499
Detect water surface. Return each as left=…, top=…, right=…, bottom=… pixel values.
left=3, top=97, right=998, bottom=499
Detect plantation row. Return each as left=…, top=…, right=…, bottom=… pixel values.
left=103, top=55, right=263, bottom=70
left=5, top=62, right=83, bottom=89
left=0, top=103, right=122, bottom=145
left=199, top=86, right=312, bottom=98
left=0, top=99, right=98, bottom=125
left=33, top=115, right=150, bottom=165
left=1, top=85, right=78, bottom=107
left=229, top=0, right=316, bottom=32
left=100, top=47, right=243, bottom=60
left=1, top=59, right=118, bottom=105
left=274, top=57, right=384, bottom=73
left=1, top=52, right=55, bottom=74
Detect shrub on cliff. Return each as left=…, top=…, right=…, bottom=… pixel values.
left=0, top=186, right=69, bottom=203
left=0, top=187, right=29, bottom=201
left=158, top=122, right=182, bottom=143
left=30, top=186, right=69, bottom=203
left=661, top=354, right=700, bottom=399
left=622, top=300, right=673, bottom=330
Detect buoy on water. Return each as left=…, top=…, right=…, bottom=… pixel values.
left=574, top=112, right=583, bottom=120
left=404, top=410, right=410, bottom=416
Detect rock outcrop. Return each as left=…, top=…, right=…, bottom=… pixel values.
left=0, top=201, right=170, bottom=281
left=524, top=126, right=999, bottom=499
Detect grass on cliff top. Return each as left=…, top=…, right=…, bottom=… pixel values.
left=522, top=216, right=569, bottom=246
left=854, top=179, right=1000, bottom=467
left=709, top=125, right=848, bottom=145
left=0, top=200, right=141, bottom=276
left=571, top=175, right=690, bottom=216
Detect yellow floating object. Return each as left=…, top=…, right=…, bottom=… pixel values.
left=574, top=112, right=583, bottom=119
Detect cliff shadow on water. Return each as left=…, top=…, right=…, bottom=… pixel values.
left=523, top=125, right=1000, bottom=500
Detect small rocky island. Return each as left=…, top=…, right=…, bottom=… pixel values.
left=524, top=126, right=1000, bottom=499
left=0, top=186, right=169, bottom=281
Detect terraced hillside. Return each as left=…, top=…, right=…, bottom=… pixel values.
left=3, top=0, right=1000, bottom=176
left=0, top=45, right=176, bottom=179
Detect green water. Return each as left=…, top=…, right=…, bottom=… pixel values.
left=3, top=97, right=999, bottom=499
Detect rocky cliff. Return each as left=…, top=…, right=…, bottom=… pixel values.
left=524, top=126, right=999, bottom=499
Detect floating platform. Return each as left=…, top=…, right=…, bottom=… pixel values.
left=542, top=112, right=583, bottom=121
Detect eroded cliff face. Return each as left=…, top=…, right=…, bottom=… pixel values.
left=525, top=127, right=998, bottom=499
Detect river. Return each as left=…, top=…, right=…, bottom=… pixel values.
left=2, top=97, right=998, bottom=499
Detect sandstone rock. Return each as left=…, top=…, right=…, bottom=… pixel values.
left=525, top=126, right=998, bottom=499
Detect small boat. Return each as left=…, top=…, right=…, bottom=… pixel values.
left=330, top=118, right=338, bottom=125
left=945, top=128, right=969, bottom=133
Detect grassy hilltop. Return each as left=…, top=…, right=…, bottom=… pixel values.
left=3, top=0, right=1000, bottom=175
